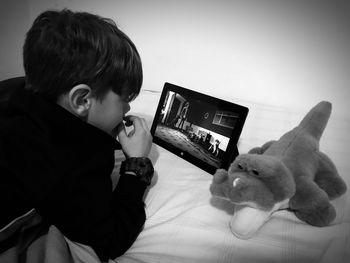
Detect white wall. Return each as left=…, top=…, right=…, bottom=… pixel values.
left=0, top=0, right=30, bottom=79
left=1, top=0, right=349, bottom=116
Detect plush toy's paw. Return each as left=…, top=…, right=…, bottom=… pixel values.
left=293, top=202, right=336, bottom=227
left=315, top=151, right=347, bottom=200
left=289, top=176, right=340, bottom=226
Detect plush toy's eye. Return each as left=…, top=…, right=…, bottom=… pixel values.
left=252, top=169, right=259, bottom=176
left=237, top=163, right=243, bottom=170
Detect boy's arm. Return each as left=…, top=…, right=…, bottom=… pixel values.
left=86, top=115, right=154, bottom=259
left=82, top=174, right=148, bottom=261
left=91, top=157, right=154, bottom=260
left=111, top=174, right=148, bottom=255
left=51, top=116, right=153, bottom=261
left=37, top=165, right=152, bottom=262
left=0, top=150, right=151, bottom=261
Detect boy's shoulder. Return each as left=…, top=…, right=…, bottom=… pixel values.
left=0, top=77, right=27, bottom=130
left=0, top=77, right=54, bottom=144
left=0, top=77, right=25, bottom=105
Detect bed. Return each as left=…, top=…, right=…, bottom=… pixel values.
left=4, top=89, right=347, bottom=263
left=110, top=89, right=350, bottom=263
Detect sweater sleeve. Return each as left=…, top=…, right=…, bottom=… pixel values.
left=1, top=142, right=148, bottom=261
left=83, top=174, right=148, bottom=261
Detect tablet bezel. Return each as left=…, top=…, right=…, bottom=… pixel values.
left=150, top=82, right=248, bottom=174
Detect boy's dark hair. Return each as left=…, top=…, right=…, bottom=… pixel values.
left=23, top=9, right=142, bottom=102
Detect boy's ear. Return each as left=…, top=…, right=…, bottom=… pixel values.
left=68, top=84, right=92, bottom=117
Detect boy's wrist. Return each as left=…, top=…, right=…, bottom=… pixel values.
left=120, top=157, right=154, bottom=186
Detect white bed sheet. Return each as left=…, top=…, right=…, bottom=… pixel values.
left=114, top=90, right=350, bottom=263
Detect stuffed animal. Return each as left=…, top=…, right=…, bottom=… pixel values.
left=210, top=101, right=347, bottom=239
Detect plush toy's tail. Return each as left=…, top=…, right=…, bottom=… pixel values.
left=298, top=101, right=332, bottom=141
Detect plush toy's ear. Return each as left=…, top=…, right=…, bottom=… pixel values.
left=213, top=169, right=228, bottom=183
left=248, top=140, right=276, bottom=154
left=210, top=169, right=229, bottom=198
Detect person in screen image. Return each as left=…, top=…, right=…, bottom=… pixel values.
left=208, top=139, right=221, bottom=157
left=178, top=101, right=189, bottom=131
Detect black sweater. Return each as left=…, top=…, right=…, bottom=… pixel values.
left=0, top=77, right=147, bottom=260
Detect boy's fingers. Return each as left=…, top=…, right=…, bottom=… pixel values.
left=116, top=123, right=127, bottom=141
left=124, top=115, right=148, bottom=132
left=140, top=118, right=149, bottom=131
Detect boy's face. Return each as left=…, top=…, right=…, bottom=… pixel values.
left=87, top=89, right=131, bottom=137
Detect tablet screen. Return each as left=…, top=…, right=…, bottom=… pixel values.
left=151, top=83, right=248, bottom=174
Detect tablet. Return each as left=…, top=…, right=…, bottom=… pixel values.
left=150, top=82, right=249, bottom=175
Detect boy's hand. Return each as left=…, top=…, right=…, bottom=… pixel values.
left=116, top=115, right=152, bottom=158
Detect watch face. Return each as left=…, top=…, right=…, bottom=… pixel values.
left=121, top=157, right=154, bottom=185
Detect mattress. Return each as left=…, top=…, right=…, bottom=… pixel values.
left=110, top=89, right=350, bottom=263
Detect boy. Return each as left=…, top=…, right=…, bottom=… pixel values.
left=0, top=9, right=154, bottom=261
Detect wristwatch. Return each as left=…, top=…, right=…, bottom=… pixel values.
left=120, top=157, right=154, bottom=186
